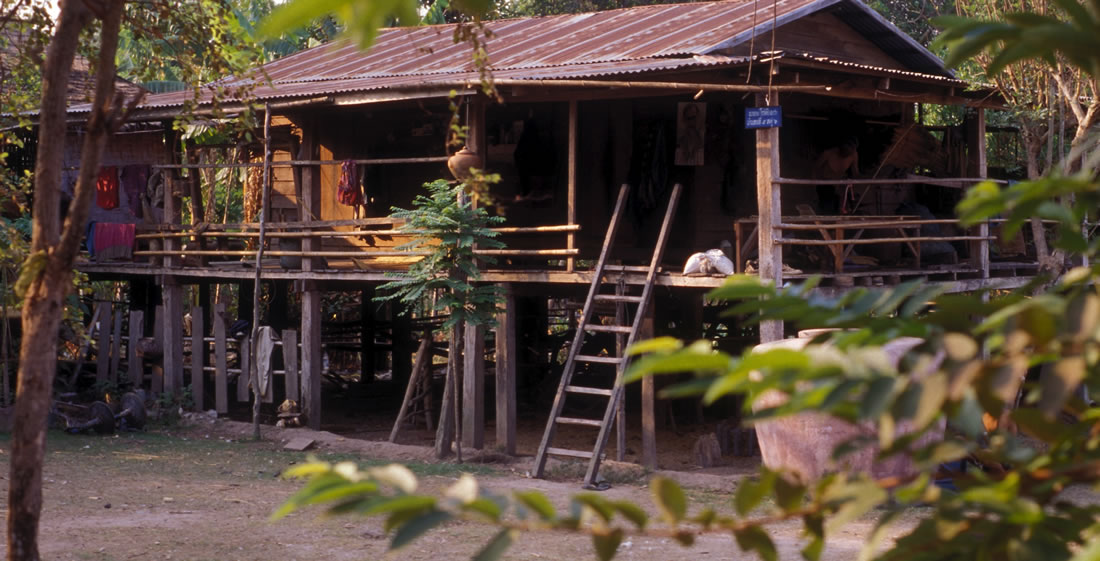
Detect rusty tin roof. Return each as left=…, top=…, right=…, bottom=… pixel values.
left=80, top=0, right=956, bottom=114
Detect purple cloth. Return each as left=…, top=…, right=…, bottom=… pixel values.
left=120, top=165, right=149, bottom=219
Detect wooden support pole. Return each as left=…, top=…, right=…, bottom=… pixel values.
left=495, top=283, right=517, bottom=455
left=213, top=302, right=229, bottom=414
left=567, top=100, right=578, bottom=273
left=301, top=284, right=323, bottom=430
left=282, top=329, right=299, bottom=402
left=96, top=302, right=111, bottom=384
left=127, top=310, right=144, bottom=390
left=435, top=324, right=463, bottom=459
left=109, top=307, right=123, bottom=384
left=190, top=306, right=204, bottom=411
left=391, top=337, right=433, bottom=443
left=966, top=108, right=990, bottom=279
left=755, top=93, right=783, bottom=343
left=152, top=304, right=164, bottom=395
left=162, top=277, right=184, bottom=395
left=361, top=287, right=375, bottom=384
left=640, top=301, right=657, bottom=470
left=462, top=324, right=485, bottom=449
left=238, top=336, right=251, bottom=403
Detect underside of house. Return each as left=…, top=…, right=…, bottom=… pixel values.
left=61, top=0, right=1029, bottom=477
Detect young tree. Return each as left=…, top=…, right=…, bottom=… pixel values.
left=2, top=2, right=261, bottom=558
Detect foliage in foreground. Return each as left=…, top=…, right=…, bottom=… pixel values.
left=275, top=3, right=1100, bottom=561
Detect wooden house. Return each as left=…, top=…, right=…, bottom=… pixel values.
left=69, top=0, right=1026, bottom=480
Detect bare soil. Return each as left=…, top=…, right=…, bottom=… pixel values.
left=0, top=418, right=1094, bottom=561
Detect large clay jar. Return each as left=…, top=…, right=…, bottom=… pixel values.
left=447, top=146, right=483, bottom=181
left=750, top=332, right=944, bottom=482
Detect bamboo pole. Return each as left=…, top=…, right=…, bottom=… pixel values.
left=133, top=248, right=579, bottom=258
left=150, top=155, right=450, bottom=170
left=774, top=176, right=1008, bottom=186
left=250, top=105, right=272, bottom=441
left=134, top=224, right=581, bottom=239
left=775, top=235, right=995, bottom=245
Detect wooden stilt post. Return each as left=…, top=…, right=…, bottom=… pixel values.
left=640, top=300, right=657, bottom=470
left=301, top=284, right=322, bottom=430
left=109, top=307, right=123, bottom=384
left=391, top=337, right=433, bottom=443
left=190, top=306, right=204, bottom=411
left=567, top=100, right=578, bottom=273
left=213, top=301, right=229, bottom=414
left=463, top=324, right=485, bottom=449
left=495, top=283, right=517, bottom=455
left=282, top=329, right=299, bottom=402
left=238, top=336, right=251, bottom=403
left=96, top=302, right=111, bottom=384
left=755, top=93, right=783, bottom=343
left=162, top=277, right=184, bottom=395
left=299, top=120, right=324, bottom=431
left=127, top=310, right=144, bottom=390
left=152, top=304, right=164, bottom=395
left=966, top=108, right=990, bottom=279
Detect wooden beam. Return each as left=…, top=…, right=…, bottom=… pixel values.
left=152, top=304, right=164, bottom=394
left=567, top=100, right=578, bottom=272
left=391, top=337, right=433, bottom=443
left=190, top=306, right=204, bottom=411
left=127, top=310, right=144, bottom=390
left=435, top=324, right=462, bottom=459
left=299, top=122, right=322, bottom=270
left=966, top=108, right=990, bottom=279
left=755, top=93, right=783, bottom=343
left=640, top=301, right=657, bottom=470
left=282, top=329, right=299, bottom=402
left=238, top=336, right=251, bottom=403
left=301, top=284, right=323, bottom=430
left=462, top=324, right=486, bottom=449
left=96, top=302, right=111, bottom=384
left=213, top=301, right=229, bottom=414
left=162, top=277, right=184, bottom=395
left=495, top=283, right=517, bottom=455
left=109, top=307, right=123, bottom=385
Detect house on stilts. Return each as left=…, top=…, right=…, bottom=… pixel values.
left=62, top=0, right=1026, bottom=483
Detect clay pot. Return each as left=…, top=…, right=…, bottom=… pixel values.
left=749, top=332, right=944, bottom=482
left=447, top=146, right=483, bottom=181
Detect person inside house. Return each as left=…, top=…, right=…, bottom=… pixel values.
left=813, top=136, right=860, bottom=214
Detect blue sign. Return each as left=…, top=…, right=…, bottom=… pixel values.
left=745, top=106, right=782, bottom=129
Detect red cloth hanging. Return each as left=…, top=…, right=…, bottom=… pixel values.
left=337, top=160, right=362, bottom=206
left=96, top=166, right=120, bottom=210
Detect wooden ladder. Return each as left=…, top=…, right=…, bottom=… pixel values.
left=533, top=182, right=683, bottom=488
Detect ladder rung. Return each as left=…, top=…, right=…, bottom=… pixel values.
left=584, top=324, right=632, bottom=334
left=546, top=447, right=594, bottom=459
left=594, top=294, right=644, bottom=303
left=602, top=265, right=650, bottom=273
left=557, top=416, right=604, bottom=427
left=565, top=385, right=613, bottom=396
left=575, top=354, right=623, bottom=364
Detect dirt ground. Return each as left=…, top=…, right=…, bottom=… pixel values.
left=0, top=417, right=1094, bottom=561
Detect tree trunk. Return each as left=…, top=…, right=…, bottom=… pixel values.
left=8, top=2, right=128, bottom=559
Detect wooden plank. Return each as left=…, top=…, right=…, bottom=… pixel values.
left=462, top=324, right=486, bottom=449
left=282, top=329, right=299, bottom=402
left=152, top=304, right=164, bottom=395
left=967, top=108, right=990, bottom=279
left=299, top=123, right=322, bottom=271
left=162, top=280, right=184, bottom=395
left=301, top=287, right=322, bottom=430
left=127, top=310, right=144, bottom=390
left=238, top=336, right=251, bottom=403
left=190, top=307, right=205, bottom=411
left=495, top=283, right=517, bottom=455
left=390, top=337, right=432, bottom=443
left=109, top=307, right=123, bottom=384
left=640, top=303, right=657, bottom=470
left=96, top=302, right=111, bottom=383
left=567, top=99, right=578, bottom=272
left=213, top=302, right=229, bottom=414
left=755, top=93, right=783, bottom=343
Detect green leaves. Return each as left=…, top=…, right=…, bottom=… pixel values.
left=650, top=476, right=686, bottom=525
left=261, top=0, right=420, bottom=50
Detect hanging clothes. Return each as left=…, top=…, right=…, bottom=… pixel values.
left=337, top=160, right=363, bottom=206
left=96, top=166, right=119, bottom=210
left=120, top=165, right=149, bottom=219
left=92, top=222, right=135, bottom=261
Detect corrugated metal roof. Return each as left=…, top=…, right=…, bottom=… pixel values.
left=75, top=0, right=957, bottom=114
